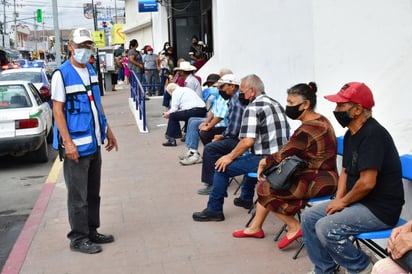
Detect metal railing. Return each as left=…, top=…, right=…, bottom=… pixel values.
left=129, top=70, right=147, bottom=132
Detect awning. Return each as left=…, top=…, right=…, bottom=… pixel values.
left=0, top=47, right=19, bottom=59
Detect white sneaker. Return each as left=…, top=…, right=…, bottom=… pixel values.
left=178, top=150, right=192, bottom=160
left=180, top=152, right=202, bottom=165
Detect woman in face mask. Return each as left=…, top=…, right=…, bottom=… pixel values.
left=232, top=82, right=338, bottom=250
left=188, top=35, right=207, bottom=70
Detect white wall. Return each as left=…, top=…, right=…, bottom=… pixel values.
left=199, top=0, right=412, bottom=157
left=123, top=0, right=154, bottom=50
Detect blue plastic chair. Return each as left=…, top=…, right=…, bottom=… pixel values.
left=336, top=135, right=344, bottom=156
left=354, top=218, right=407, bottom=258
left=352, top=154, right=412, bottom=258
left=400, top=154, right=412, bottom=180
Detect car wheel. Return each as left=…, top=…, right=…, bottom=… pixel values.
left=47, top=125, right=54, bottom=144
left=33, top=137, right=49, bottom=163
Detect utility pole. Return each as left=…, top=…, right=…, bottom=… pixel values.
left=2, top=0, right=6, bottom=47
left=13, top=0, right=17, bottom=49
left=51, top=0, right=61, bottom=65
left=92, top=0, right=104, bottom=95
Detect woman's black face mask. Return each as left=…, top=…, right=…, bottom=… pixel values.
left=285, top=103, right=304, bottom=120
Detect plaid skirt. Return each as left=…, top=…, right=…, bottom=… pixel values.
left=257, top=169, right=338, bottom=216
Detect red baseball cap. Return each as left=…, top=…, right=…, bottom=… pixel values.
left=324, top=82, right=375, bottom=110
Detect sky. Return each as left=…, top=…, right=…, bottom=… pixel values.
left=2, top=0, right=124, bottom=32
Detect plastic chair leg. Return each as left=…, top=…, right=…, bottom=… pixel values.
left=273, top=224, right=287, bottom=241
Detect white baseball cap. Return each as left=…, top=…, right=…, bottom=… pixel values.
left=217, top=74, right=240, bottom=86
left=70, top=28, right=94, bottom=44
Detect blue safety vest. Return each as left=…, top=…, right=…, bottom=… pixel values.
left=53, top=61, right=107, bottom=157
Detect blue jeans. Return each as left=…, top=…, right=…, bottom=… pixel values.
left=186, top=117, right=205, bottom=150
left=201, top=138, right=239, bottom=185
left=207, top=153, right=261, bottom=213
left=301, top=201, right=391, bottom=274
left=144, top=69, right=159, bottom=95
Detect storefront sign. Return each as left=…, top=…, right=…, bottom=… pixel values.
left=138, top=0, right=158, bottom=12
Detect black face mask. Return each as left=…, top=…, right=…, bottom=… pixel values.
left=219, top=90, right=231, bottom=100
left=285, top=103, right=304, bottom=120
left=333, top=111, right=353, bottom=128
left=238, top=93, right=250, bottom=106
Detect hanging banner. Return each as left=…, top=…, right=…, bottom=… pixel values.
left=111, top=24, right=125, bottom=45
left=138, top=0, right=158, bottom=13
left=92, top=30, right=106, bottom=48
left=83, top=3, right=93, bottom=19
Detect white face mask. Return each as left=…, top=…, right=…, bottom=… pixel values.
left=73, top=48, right=93, bottom=64
left=148, top=51, right=153, bottom=55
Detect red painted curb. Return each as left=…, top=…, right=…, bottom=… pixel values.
left=1, top=183, right=56, bottom=274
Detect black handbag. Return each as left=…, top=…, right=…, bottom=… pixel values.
left=262, top=155, right=307, bottom=190
left=391, top=250, right=412, bottom=272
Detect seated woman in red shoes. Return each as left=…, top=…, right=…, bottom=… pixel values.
left=232, top=82, right=338, bottom=249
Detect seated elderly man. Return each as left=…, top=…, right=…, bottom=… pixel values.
left=179, top=73, right=229, bottom=165
left=302, top=82, right=405, bottom=274
left=162, top=83, right=207, bottom=147
left=192, top=74, right=290, bottom=221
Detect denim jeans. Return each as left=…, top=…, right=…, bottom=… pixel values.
left=186, top=117, right=205, bottom=150
left=144, top=69, right=159, bottom=95
left=301, top=201, right=391, bottom=274
left=63, top=149, right=102, bottom=242
left=207, top=153, right=261, bottom=213
left=201, top=138, right=239, bottom=185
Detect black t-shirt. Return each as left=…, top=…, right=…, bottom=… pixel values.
left=342, top=118, right=404, bottom=226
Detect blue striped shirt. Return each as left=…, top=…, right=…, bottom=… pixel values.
left=223, top=89, right=245, bottom=139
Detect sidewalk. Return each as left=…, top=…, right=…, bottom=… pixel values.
left=3, top=84, right=314, bottom=274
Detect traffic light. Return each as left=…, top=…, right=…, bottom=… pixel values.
left=36, top=9, right=42, bottom=23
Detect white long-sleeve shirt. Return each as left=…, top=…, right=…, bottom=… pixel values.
left=169, top=86, right=206, bottom=113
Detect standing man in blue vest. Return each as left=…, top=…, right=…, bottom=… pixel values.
left=51, top=28, right=118, bottom=254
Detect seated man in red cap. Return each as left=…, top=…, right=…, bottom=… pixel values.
left=301, top=82, right=405, bottom=274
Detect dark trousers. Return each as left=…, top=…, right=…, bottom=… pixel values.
left=201, top=138, right=239, bottom=185
left=166, top=108, right=207, bottom=138
left=199, top=127, right=226, bottom=146
left=63, top=148, right=102, bottom=242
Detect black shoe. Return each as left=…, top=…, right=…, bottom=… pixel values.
left=197, top=185, right=212, bottom=195
left=162, top=140, right=177, bottom=146
left=192, top=208, right=225, bottom=222
left=233, top=197, right=253, bottom=210
left=89, top=232, right=114, bottom=244
left=70, top=240, right=102, bottom=254
left=181, top=134, right=186, bottom=142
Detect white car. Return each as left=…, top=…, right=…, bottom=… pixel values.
left=0, top=81, right=53, bottom=162
left=0, top=67, right=51, bottom=104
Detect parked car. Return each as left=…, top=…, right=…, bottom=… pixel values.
left=31, top=60, right=46, bottom=68
left=0, top=81, right=53, bottom=162
left=45, top=61, right=58, bottom=75
left=1, top=62, right=20, bottom=70
left=14, top=59, right=31, bottom=68
left=0, top=67, right=51, bottom=107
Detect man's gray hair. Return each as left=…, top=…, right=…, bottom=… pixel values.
left=241, top=74, right=265, bottom=93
